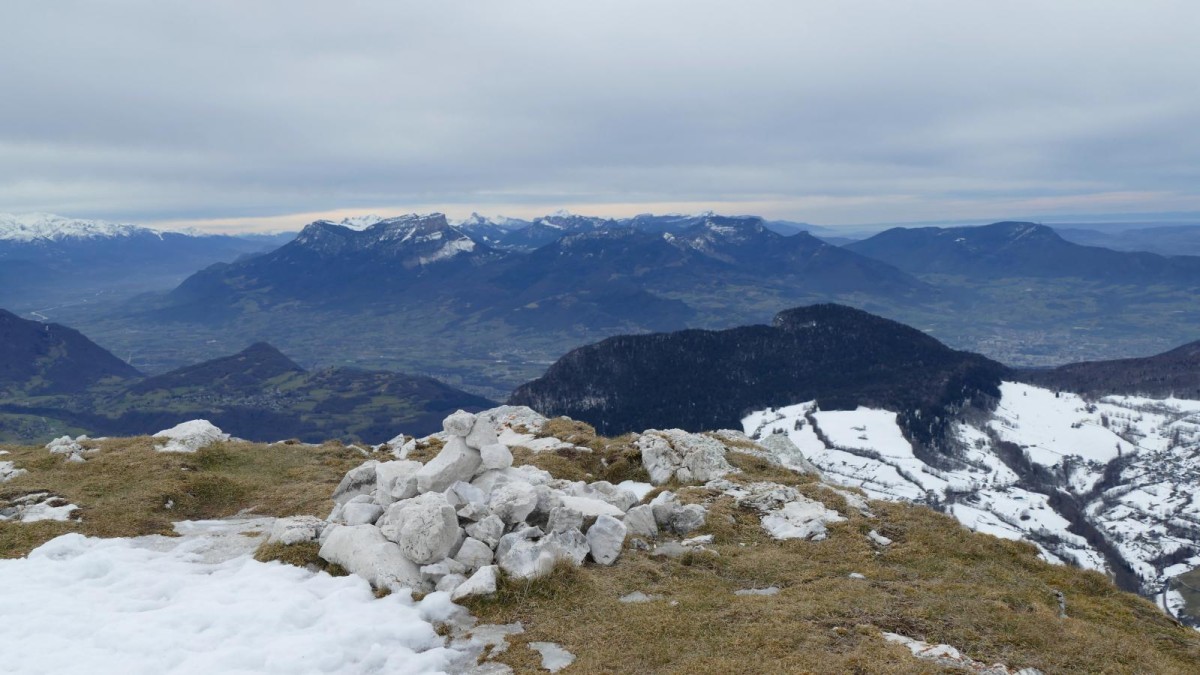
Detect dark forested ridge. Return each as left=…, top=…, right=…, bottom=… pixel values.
left=509, top=304, right=1007, bottom=447
left=1020, top=339, right=1200, bottom=398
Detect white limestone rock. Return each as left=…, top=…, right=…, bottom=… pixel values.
left=333, top=460, right=380, bottom=504
left=479, top=443, right=514, bottom=471
left=638, top=429, right=735, bottom=485
left=443, top=410, right=477, bottom=437
left=497, top=538, right=558, bottom=580
left=416, top=437, right=482, bottom=494
left=570, top=481, right=639, bottom=511
left=454, top=537, right=495, bottom=571
left=543, top=529, right=589, bottom=565
left=559, top=495, right=625, bottom=519
left=532, top=485, right=564, bottom=519
left=476, top=405, right=549, bottom=435
left=708, top=479, right=801, bottom=512
left=868, top=530, right=893, bottom=546
left=374, top=460, right=422, bottom=505
left=496, top=525, right=543, bottom=560
left=670, top=504, right=707, bottom=535
left=761, top=497, right=845, bottom=541
left=586, top=515, right=627, bottom=565
left=378, top=492, right=462, bottom=564
left=465, top=515, right=505, bottom=550
left=488, top=480, right=539, bottom=525
left=437, top=573, right=468, bottom=594
left=152, top=420, right=230, bottom=454
left=318, top=524, right=424, bottom=592
left=547, top=506, right=584, bottom=534
left=465, top=416, right=500, bottom=450
left=757, top=432, right=822, bottom=475
left=266, top=515, right=325, bottom=546
left=650, top=491, right=680, bottom=527
left=341, top=499, right=384, bottom=527
left=622, top=504, right=658, bottom=539
left=451, top=565, right=499, bottom=601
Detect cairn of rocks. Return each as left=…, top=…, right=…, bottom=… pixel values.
left=276, top=408, right=717, bottom=600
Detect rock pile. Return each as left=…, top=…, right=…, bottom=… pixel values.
left=298, top=408, right=715, bottom=600
left=45, top=435, right=90, bottom=463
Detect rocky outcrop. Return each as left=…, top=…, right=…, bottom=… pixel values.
left=638, top=429, right=735, bottom=485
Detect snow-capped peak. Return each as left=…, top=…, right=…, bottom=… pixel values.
left=336, top=214, right=386, bottom=231
left=0, top=213, right=160, bottom=242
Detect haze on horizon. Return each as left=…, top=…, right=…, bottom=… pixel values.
left=1, top=1, right=1198, bottom=234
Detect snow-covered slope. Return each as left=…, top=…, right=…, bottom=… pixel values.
left=744, top=381, right=1200, bottom=614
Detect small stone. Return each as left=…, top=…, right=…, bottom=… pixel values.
left=416, top=437, right=482, bottom=494
left=649, top=491, right=679, bottom=527
left=443, top=410, right=477, bottom=437
left=451, top=565, right=499, bottom=601
left=622, top=505, right=658, bottom=539
left=378, top=492, right=462, bottom=565
left=332, top=460, right=380, bottom=504
left=681, top=534, right=714, bottom=547
left=734, top=587, right=780, bottom=596
left=267, top=515, right=325, bottom=546
left=466, top=515, right=505, bottom=549
left=489, top=481, right=539, bottom=525
left=341, top=501, right=384, bottom=526
left=868, top=530, right=893, bottom=546
left=547, top=506, right=584, bottom=534
left=465, top=416, right=500, bottom=450
left=479, top=443, right=514, bottom=471
left=586, top=515, right=627, bottom=565
left=669, top=504, right=707, bottom=535
left=455, top=537, right=495, bottom=570
left=436, top=573, right=467, bottom=594
left=619, top=591, right=657, bottom=603
left=374, top=460, right=422, bottom=505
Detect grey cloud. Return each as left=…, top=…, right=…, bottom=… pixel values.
left=0, top=0, right=1198, bottom=226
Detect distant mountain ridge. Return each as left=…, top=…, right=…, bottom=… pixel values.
left=1020, top=339, right=1200, bottom=399
left=845, top=221, right=1200, bottom=283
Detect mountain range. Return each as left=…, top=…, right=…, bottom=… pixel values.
left=12, top=211, right=1200, bottom=399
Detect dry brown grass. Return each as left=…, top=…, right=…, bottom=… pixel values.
left=253, top=540, right=348, bottom=576
left=514, top=426, right=649, bottom=485
left=462, top=458, right=1200, bottom=674
left=0, top=437, right=366, bottom=557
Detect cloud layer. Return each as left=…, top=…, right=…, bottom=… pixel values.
left=2, top=1, right=1198, bottom=230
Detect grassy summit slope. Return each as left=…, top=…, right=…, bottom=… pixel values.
left=3, top=427, right=1199, bottom=673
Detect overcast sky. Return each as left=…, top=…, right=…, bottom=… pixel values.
left=1, top=1, right=1198, bottom=232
